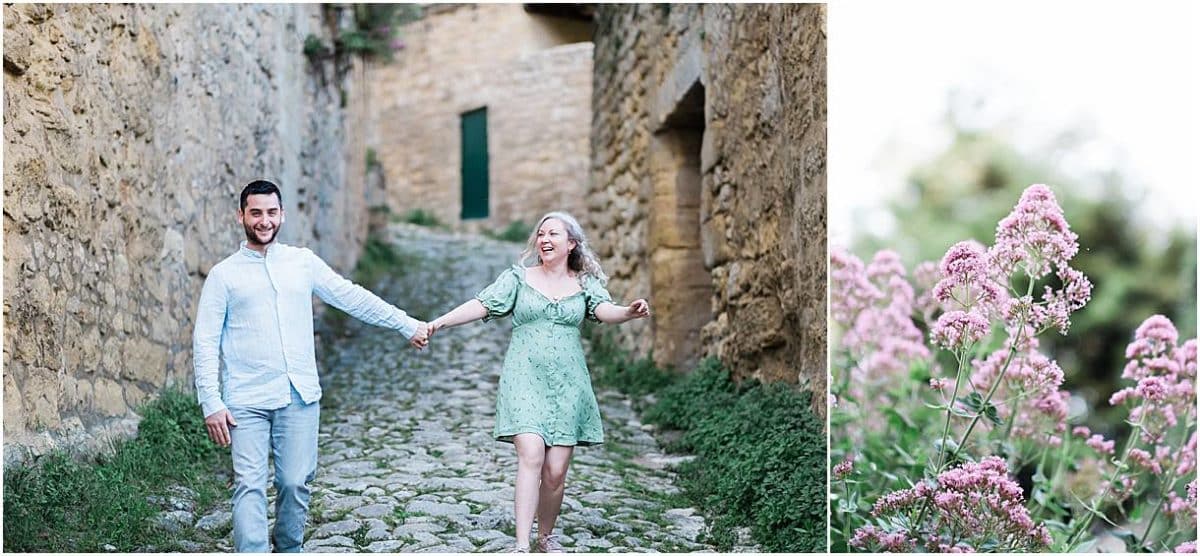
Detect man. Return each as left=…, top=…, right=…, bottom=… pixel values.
left=193, top=179, right=429, bottom=552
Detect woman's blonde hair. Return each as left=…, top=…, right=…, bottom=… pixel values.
left=518, top=211, right=608, bottom=284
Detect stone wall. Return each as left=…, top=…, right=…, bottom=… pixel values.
left=3, top=3, right=376, bottom=463
left=369, top=4, right=593, bottom=231
left=588, top=4, right=827, bottom=409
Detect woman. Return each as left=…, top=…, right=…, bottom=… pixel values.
left=427, top=212, right=650, bottom=552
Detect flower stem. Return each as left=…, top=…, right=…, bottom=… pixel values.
left=913, top=348, right=970, bottom=529
left=935, top=351, right=969, bottom=469
left=1065, top=412, right=1149, bottom=548
left=945, top=328, right=1024, bottom=467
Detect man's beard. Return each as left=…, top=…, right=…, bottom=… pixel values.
left=243, top=222, right=279, bottom=247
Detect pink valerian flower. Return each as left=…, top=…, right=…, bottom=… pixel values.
left=987, top=185, right=1092, bottom=335
left=857, top=457, right=1052, bottom=552
left=833, top=453, right=855, bottom=480
left=1039, top=267, right=1093, bottom=334
left=989, top=184, right=1079, bottom=279
left=1176, top=433, right=1197, bottom=478
left=1109, top=316, right=1196, bottom=447
left=1128, top=448, right=1163, bottom=475
left=1177, top=541, right=1197, bottom=553
left=930, top=377, right=953, bottom=391
left=1127, top=315, right=1181, bottom=358
left=1163, top=486, right=1196, bottom=518
left=912, top=260, right=942, bottom=324
left=967, top=337, right=1068, bottom=447
left=848, top=525, right=916, bottom=552
left=832, top=249, right=930, bottom=414
left=867, top=250, right=908, bottom=284
left=831, top=247, right=883, bottom=327
left=1086, top=434, right=1116, bottom=455
left=932, top=240, right=1005, bottom=315
left=931, top=310, right=990, bottom=350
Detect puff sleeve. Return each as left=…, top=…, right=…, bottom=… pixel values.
left=583, top=274, right=614, bottom=323
left=475, top=266, right=521, bottom=322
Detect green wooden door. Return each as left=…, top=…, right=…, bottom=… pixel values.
left=460, top=108, right=489, bottom=219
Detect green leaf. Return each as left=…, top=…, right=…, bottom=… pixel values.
left=958, top=392, right=985, bottom=412
left=983, top=404, right=1004, bottom=426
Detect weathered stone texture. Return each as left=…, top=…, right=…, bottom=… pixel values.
left=3, top=3, right=374, bottom=462
left=589, top=4, right=827, bottom=409
left=370, top=4, right=593, bottom=230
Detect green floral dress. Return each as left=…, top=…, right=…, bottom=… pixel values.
left=475, top=264, right=612, bottom=446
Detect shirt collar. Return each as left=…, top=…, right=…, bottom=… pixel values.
left=239, top=240, right=281, bottom=259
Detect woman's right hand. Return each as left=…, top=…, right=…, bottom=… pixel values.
left=427, top=317, right=443, bottom=338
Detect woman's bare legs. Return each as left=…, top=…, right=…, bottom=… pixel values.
left=536, top=445, right=574, bottom=545
left=513, top=434, right=546, bottom=550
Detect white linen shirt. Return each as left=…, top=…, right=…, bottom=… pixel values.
left=193, top=241, right=419, bottom=417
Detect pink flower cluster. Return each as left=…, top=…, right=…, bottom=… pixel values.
left=931, top=310, right=990, bottom=350
left=856, top=457, right=1051, bottom=552
left=932, top=241, right=1005, bottom=313
left=831, top=248, right=931, bottom=396
left=848, top=525, right=916, bottom=552
left=1109, top=316, right=1196, bottom=449
left=968, top=335, right=1069, bottom=446
left=989, top=184, right=1079, bottom=279
left=834, top=453, right=856, bottom=480
left=921, top=185, right=1092, bottom=358
left=1163, top=478, right=1197, bottom=519
left=987, top=185, right=1093, bottom=335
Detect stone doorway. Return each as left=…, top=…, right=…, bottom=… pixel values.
left=648, top=80, right=712, bottom=371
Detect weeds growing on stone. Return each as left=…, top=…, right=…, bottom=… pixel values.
left=3, top=388, right=232, bottom=552
left=397, top=208, right=444, bottom=228
left=483, top=219, right=531, bottom=243
left=585, top=327, right=826, bottom=552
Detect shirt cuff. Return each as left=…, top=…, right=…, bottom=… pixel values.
left=201, top=398, right=228, bottom=419
left=396, top=312, right=420, bottom=339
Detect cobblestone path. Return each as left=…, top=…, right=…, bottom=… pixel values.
left=168, top=224, right=752, bottom=553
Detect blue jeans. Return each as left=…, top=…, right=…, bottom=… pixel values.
left=228, top=384, right=320, bottom=552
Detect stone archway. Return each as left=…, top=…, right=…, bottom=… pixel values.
left=648, top=79, right=711, bottom=371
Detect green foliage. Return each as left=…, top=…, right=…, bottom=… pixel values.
left=641, top=357, right=737, bottom=434
left=586, top=328, right=826, bottom=552
left=304, top=34, right=331, bottom=59
left=483, top=220, right=532, bottom=244
left=353, top=236, right=415, bottom=290
left=365, top=147, right=380, bottom=172
left=650, top=364, right=827, bottom=552
left=305, top=4, right=422, bottom=63
left=3, top=388, right=231, bottom=552
left=585, top=326, right=680, bottom=397
left=399, top=208, right=444, bottom=229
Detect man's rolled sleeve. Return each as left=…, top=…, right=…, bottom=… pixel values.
left=193, top=270, right=229, bottom=418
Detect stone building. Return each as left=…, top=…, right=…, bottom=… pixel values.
left=587, top=4, right=827, bottom=408
left=368, top=4, right=594, bottom=232
left=2, top=4, right=376, bottom=463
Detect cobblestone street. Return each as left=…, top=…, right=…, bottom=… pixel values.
left=167, top=224, right=752, bottom=553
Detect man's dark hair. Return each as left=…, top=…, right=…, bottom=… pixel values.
left=240, top=180, right=282, bottom=210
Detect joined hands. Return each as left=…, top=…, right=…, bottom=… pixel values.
left=409, top=321, right=430, bottom=350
